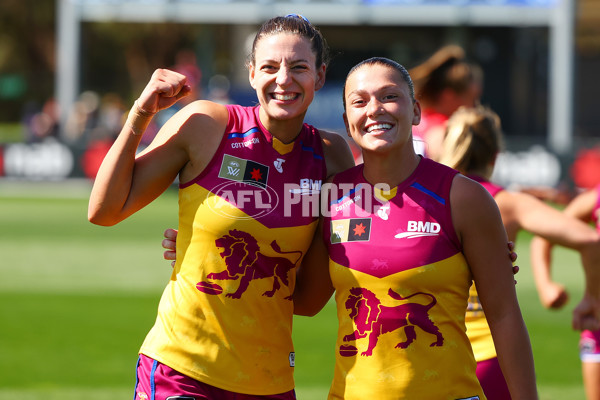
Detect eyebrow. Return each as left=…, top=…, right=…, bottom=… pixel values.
left=347, top=84, right=401, bottom=96
left=259, top=57, right=311, bottom=65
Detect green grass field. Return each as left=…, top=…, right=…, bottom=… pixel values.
left=0, top=181, right=588, bottom=399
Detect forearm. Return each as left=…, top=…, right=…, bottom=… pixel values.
left=580, top=241, right=600, bottom=299
left=293, top=220, right=335, bottom=316
left=88, top=103, right=153, bottom=226
left=530, top=236, right=554, bottom=288
left=489, top=313, right=539, bottom=399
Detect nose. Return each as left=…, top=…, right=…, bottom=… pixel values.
left=366, top=98, right=384, bottom=117
left=276, top=67, right=292, bottom=86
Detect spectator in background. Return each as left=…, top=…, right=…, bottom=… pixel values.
left=531, top=185, right=600, bottom=400
left=153, top=48, right=204, bottom=132
left=172, top=48, right=203, bottom=104
left=23, top=97, right=59, bottom=143
left=439, top=105, right=600, bottom=400
left=206, top=74, right=232, bottom=105
left=63, top=91, right=101, bottom=144
left=409, top=45, right=483, bottom=160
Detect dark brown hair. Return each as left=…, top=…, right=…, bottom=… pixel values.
left=247, top=15, right=330, bottom=70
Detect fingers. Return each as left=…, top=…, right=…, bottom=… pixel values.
left=572, top=296, right=600, bottom=331
left=175, top=85, right=193, bottom=101
left=549, top=290, right=569, bottom=309
left=163, top=249, right=176, bottom=261
left=152, top=68, right=188, bottom=97
left=507, top=241, right=518, bottom=262
left=138, top=69, right=190, bottom=113
left=164, top=228, right=179, bottom=240
left=162, top=238, right=176, bottom=252
left=539, top=283, right=569, bottom=309
left=574, top=315, right=600, bottom=332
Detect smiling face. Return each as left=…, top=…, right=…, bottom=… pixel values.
left=249, top=33, right=326, bottom=130
left=343, top=63, right=421, bottom=155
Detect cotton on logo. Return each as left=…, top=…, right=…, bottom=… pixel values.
left=394, top=221, right=441, bottom=239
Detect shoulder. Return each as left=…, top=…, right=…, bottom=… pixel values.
left=451, top=175, right=500, bottom=223
left=181, top=100, right=228, bottom=126
left=167, top=100, right=229, bottom=144
left=166, top=100, right=229, bottom=183
left=450, top=174, right=506, bottom=244
left=451, top=174, right=495, bottom=204
left=158, top=100, right=228, bottom=139
left=318, top=129, right=355, bottom=178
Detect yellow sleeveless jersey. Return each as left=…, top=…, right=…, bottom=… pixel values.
left=325, top=160, right=486, bottom=400
left=139, top=105, right=327, bottom=395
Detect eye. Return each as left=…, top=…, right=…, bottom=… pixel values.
left=350, top=98, right=366, bottom=107
left=260, top=64, right=277, bottom=72
left=383, top=93, right=398, bottom=101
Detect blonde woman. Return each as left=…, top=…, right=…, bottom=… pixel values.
left=439, top=105, right=600, bottom=400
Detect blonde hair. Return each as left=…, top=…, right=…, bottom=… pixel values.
left=439, top=106, right=503, bottom=175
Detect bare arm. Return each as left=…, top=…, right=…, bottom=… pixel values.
left=88, top=69, right=227, bottom=226
left=88, top=69, right=192, bottom=226
left=452, top=175, right=538, bottom=400
left=498, top=189, right=600, bottom=330
left=293, top=216, right=335, bottom=316
left=530, top=235, right=568, bottom=309
left=320, top=130, right=356, bottom=178
left=292, top=135, right=353, bottom=315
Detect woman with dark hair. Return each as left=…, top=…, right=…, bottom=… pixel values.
left=88, top=15, right=354, bottom=400
left=295, top=58, right=538, bottom=399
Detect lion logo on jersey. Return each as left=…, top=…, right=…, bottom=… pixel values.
left=196, top=229, right=302, bottom=300
left=342, top=287, right=443, bottom=356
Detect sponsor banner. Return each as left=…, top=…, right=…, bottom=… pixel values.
left=2, top=139, right=74, bottom=180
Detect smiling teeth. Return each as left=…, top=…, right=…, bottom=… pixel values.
left=273, top=93, right=296, bottom=101
left=367, top=123, right=392, bottom=132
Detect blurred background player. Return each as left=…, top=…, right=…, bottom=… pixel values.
left=439, top=105, right=600, bottom=400
left=409, top=45, right=483, bottom=160
left=531, top=185, right=600, bottom=400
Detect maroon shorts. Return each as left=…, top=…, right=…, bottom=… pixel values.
left=476, top=357, right=511, bottom=400
left=134, top=354, right=297, bottom=400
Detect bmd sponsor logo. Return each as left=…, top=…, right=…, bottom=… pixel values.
left=395, top=220, right=441, bottom=239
